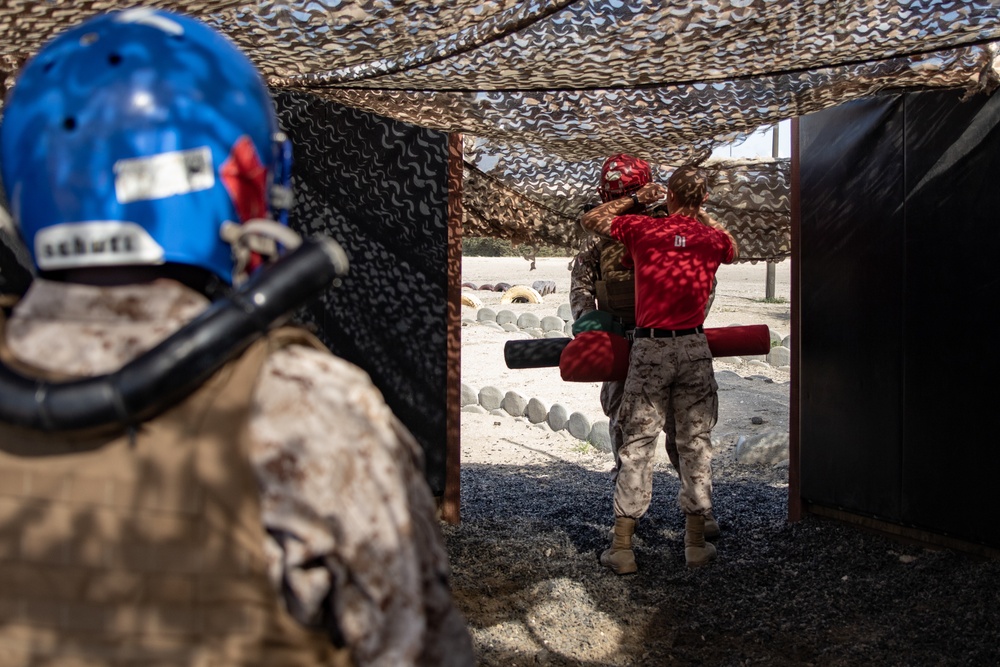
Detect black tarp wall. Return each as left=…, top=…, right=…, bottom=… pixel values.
left=798, top=87, right=1000, bottom=548
left=275, top=92, right=451, bottom=496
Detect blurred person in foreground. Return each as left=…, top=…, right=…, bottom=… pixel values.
left=580, top=164, right=737, bottom=573
left=0, top=8, right=472, bottom=666
left=570, top=155, right=720, bottom=539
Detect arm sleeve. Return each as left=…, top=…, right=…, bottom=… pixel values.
left=249, top=345, right=474, bottom=667
left=720, top=230, right=737, bottom=264
left=610, top=215, right=632, bottom=246
left=569, top=239, right=601, bottom=320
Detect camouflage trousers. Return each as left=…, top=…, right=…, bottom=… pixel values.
left=601, top=378, right=680, bottom=481
left=614, top=335, right=718, bottom=519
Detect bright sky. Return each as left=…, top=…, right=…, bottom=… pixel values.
left=473, top=118, right=792, bottom=173
left=471, top=118, right=791, bottom=173
left=711, top=119, right=791, bottom=159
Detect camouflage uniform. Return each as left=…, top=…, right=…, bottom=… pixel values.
left=568, top=236, right=604, bottom=326
left=569, top=237, right=635, bottom=474
left=2, top=278, right=474, bottom=667
left=614, top=335, right=718, bottom=518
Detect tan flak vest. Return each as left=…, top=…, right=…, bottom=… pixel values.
left=594, top=240, right=636, bottom=326
left=0, top=326, right=353, bottom=667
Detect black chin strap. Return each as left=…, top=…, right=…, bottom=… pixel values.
left=0, top=236, right=348, bottom=432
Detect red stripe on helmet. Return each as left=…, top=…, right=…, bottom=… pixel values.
left=220, top=135, right=268, bottom=222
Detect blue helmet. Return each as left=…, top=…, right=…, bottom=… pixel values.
left=0, top=8, right=291, bottom=283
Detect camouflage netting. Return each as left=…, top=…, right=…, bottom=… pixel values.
left=3, top=1, right=1000, bottom=260
left=464, top=155, right=791, bottom=262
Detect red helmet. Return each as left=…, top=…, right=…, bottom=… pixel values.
left=598, top=154, right=652, bottom=202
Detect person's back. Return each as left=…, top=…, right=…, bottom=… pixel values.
left=0, top=8, right=472, bottom=665
left=580, top=164, right=737, bottom=573
left=0, top=295, right=347, bottom=665
left=614, top=208, right=731, bottom=330
left=569, top=156, right=721, bottom=500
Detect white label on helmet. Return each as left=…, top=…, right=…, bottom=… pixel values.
left=34, top=221, right=165, bottom=270
left=116, top=8, right=185, bottom=35
left=114, top=147, right=214, bottom=204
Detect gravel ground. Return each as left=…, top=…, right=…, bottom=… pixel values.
left=445, top=257, right=1000, bottom=666
left=444, top=432, right=1000, bottom=666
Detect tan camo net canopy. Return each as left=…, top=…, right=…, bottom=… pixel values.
left=3, top=1, right=1000, bottom=261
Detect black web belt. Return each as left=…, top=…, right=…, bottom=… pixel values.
left=632, top=325, right=704, bottom=338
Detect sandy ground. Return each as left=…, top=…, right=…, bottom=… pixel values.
left=459, top=256, right=792, bottom=462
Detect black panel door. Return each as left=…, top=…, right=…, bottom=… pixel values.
left=900, top=88, right=1000, bottom=544
left=799, top=96, right=906, bottom=519
left=800, top=89, right=1000, bottom=548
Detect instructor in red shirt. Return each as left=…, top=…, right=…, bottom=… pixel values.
left=581, top=164, right=737, bottom=573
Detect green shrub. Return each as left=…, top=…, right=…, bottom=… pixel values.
left=463, top=236, right=570, bottom=257
left=462, top=237, right=519, bottom=257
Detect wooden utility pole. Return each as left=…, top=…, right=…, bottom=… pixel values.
left=765, top=124, right=778, bottom=300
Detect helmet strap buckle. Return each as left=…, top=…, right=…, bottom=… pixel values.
left=221, top=219, right=302, bottom=285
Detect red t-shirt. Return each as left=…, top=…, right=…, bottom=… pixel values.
left=610, top=213, right=735, bottom=329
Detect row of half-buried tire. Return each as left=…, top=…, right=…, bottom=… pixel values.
left=461, top=280, right=557, bottom=301
left=460, top=284, right=545, bottom=306
left=462, top=281, right=511, bottom=292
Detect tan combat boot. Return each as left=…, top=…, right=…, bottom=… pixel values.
left=705, top=511, right=721, bottom=540
left=685, top=513, right=717, bottom=568
left=600, top=517, right=637, bottom=575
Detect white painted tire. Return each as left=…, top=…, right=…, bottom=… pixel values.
left=500, top=285, right=544, bottom=304
left=462, top=292, right=483, bottom=309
